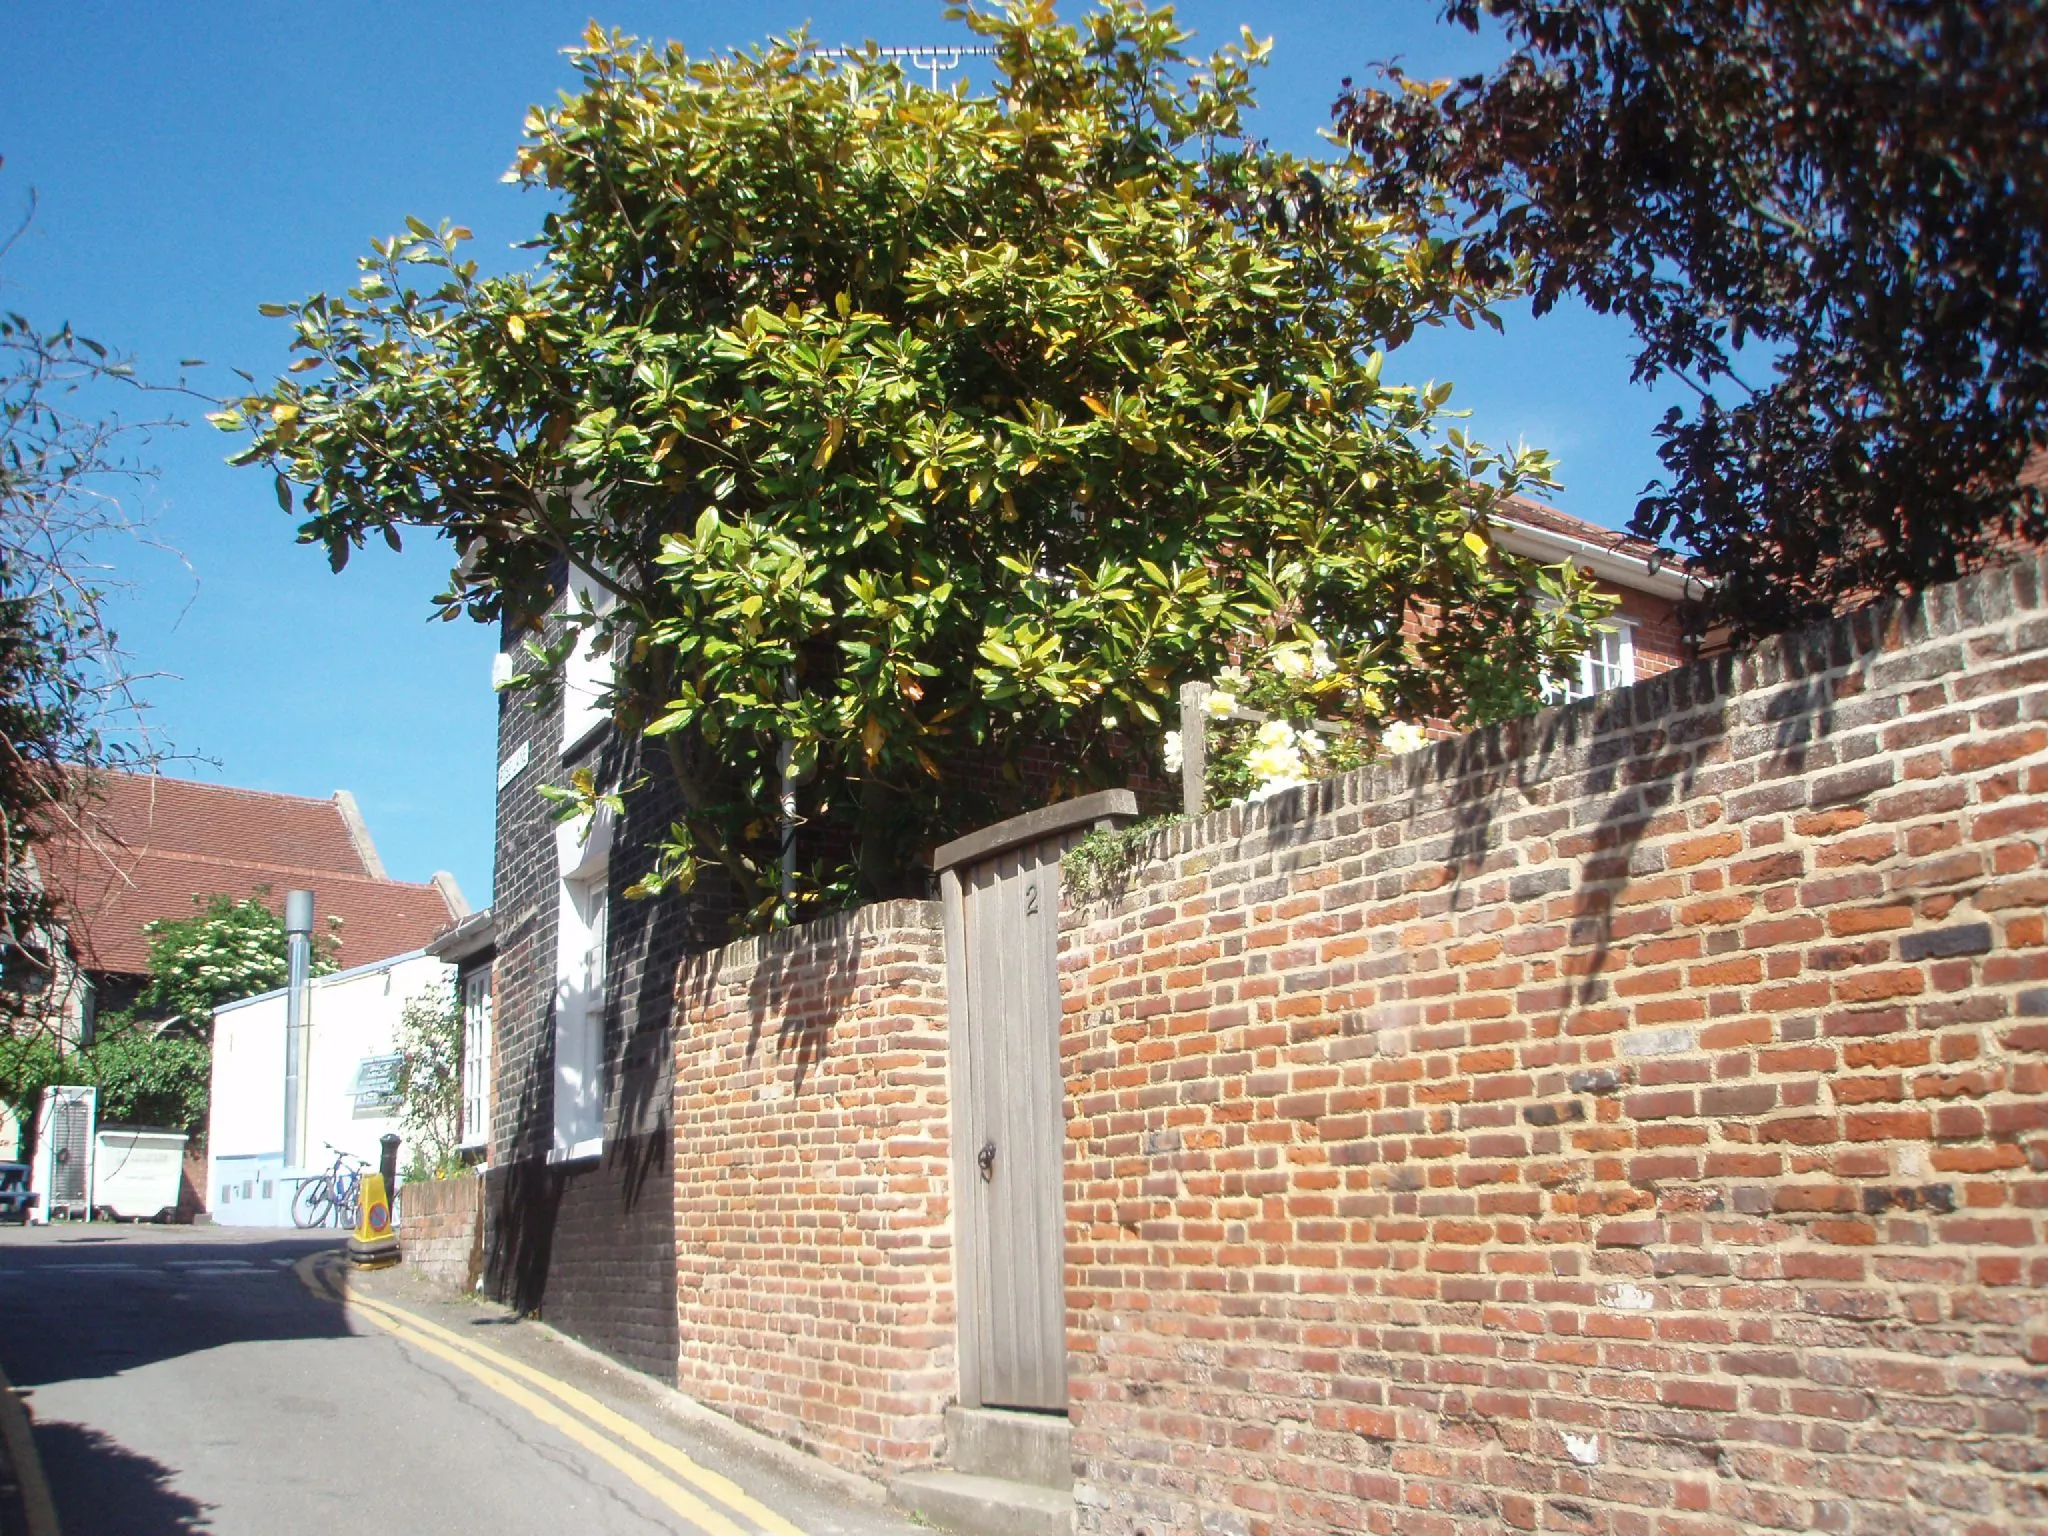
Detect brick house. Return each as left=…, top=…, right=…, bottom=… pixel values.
left=35, top=772, right=467, bottom=1029
left=1490, top=495, right=1699, bottom=694
left=473, top=509, right=1696, bottom=1378
left=464, top=537, right=2048, bottom=1536
left=478, top=560, right=718, bottom=1377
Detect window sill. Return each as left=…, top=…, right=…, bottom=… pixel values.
left=559, top=717, right=609, bottom=763
left=547, top=1139, right=602, bottom=1167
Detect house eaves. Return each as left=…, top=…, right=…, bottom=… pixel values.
left=1489, top=518, right=1705, bottom=601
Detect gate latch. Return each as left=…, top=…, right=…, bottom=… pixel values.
left=977, top=1139, right=997, bottom=1182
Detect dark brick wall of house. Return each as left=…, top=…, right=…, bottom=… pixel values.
left=479, top=583, right=716, bottom=1382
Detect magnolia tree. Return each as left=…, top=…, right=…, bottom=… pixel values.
left=218, top=1, right=1607, bottom=930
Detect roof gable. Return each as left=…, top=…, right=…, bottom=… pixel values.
left=36, top=773, right=461, bottom=978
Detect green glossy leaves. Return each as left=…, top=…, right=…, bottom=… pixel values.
left=223, top=0, right=1609, bottom=929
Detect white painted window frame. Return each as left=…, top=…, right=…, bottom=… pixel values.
left=1547, top=615, right=1638, bottom=704
left=560, top=564, right=618, bottom=756
left=458, top=969, right=492, bottom=1152
left=551, top=805, right=613, bottom=1164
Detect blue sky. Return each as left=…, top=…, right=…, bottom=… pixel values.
left=1, top=2, right=1676, bottom=907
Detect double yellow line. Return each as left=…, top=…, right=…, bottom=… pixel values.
left=304, top=1257, right=805, bottom=1536
left=0, top=1357, right=59, bottom=1536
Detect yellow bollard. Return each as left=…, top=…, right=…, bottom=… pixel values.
left=347, top=1171, right=401, bottom=1268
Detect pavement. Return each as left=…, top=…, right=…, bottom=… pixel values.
left=0, top=1223, right=929, bottom=1536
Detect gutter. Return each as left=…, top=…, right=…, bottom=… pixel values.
left=1489, top=519, right=1707, bottom=601
left=426, top=907, right=495, bottom=963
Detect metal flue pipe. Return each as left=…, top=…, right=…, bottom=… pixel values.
left=281, top=889, right=314, bottom=1169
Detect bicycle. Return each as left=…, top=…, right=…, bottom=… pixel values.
left=290, top=1145, right=371, bottom=1229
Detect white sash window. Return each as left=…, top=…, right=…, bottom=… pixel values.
left=1547, top=618, right=1636, bottom=704
left=561, top=565, right=618, bottom=753
left=552, top=805, right=613, bottom=1162
left=459, top=969, right=492, bottom=1151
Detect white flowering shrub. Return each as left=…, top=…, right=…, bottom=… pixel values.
left=0, top=890, right=345, bottom=1139
left=395, top=982, right=464, bottom=1179
left=139, top=890, right=340, bottom=1029
left=1183, top=637, right=1430, bottom=806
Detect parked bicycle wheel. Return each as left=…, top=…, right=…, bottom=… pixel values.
left=290, top=1178, right=332, bottom=1229
left=331, top=1171, right=361, bottom=1229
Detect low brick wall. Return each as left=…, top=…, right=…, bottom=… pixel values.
left=400, top=1172, right=483, bottom=1293
left=178, top=1139, right=208, bottom=1222
left=673, top=901, right=955, bottom=1480
left=1060, top=559, right=2048, bottom=1535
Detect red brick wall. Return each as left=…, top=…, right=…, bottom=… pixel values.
left=399, top=1172, right=483, bottom=1293
left=1060, top=558, right=2048, bottom=1536
left=672, top=901, right=955, bottom=1480
left=1614, top=584, right=1689, bottom=679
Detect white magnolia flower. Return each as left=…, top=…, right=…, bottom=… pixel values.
left=1246, top=750, right=1301, bottom=785
left=1382, top=720, right=1428, bottom=756
left=1245, top=720, right=1308, bottom=790
left=1162, top=730, right=1184, bottom=773
left=1205, top=689, right=1238, bottom=719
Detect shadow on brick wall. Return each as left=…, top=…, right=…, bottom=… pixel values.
left=1282, top=617, right=1860, bottom=1019
left=750, top=923, right=864, bottom=1091
left=675, top=911, right=871, bottom=1094
left=482, top=1068, right=562, bottom=1318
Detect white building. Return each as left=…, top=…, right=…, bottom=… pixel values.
left=206, top=948, right=451, bottom=1226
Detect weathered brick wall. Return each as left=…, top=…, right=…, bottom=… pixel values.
left=1060, top=557, right=2048, bottom=1536
left=1613, top=584, right=1689, bottom=681
left=399, top=1173, right=482, bottom=1292
left=483, top=583, right=714, bottom=1381
left=672, top=901, right=956, bottom=1480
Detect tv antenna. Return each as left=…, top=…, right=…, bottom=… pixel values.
left=821, top=46, right=995, bottom=92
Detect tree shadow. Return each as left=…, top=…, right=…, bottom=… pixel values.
left=481, top=1105, right=560, bottom=1322
left=1241, top=591, right=1895, bottom=1033
left=0, top=1232, right=348, bottom=1388
left=745, top=912, right=866, bottom=1090
left=27, top=1419, right=211, bottom=1535
left=671, top=904, right=876, bottom=1098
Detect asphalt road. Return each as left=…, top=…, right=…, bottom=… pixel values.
left=0, top=1224, right=922, bottom=1536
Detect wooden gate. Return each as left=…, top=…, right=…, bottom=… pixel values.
left=934, top=790, right=1136, bottom=1411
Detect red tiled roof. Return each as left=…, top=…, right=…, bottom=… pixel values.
left=1504, top=449, right=2048, bottom=566
left=36, top=773, right=460, bottom=978
left=1495, top=495, right=1680, bottom=568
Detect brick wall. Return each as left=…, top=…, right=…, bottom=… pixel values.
left=483, top=583, right=715, bottom=1382
left=400, top=1173, right=482, bottom=1292
left=1060, top=557, right=2048, bottom=1536
left=672, top=901, right=956, bottom=1480
left=484, top=1127, right=678, bottom=1375
left=1613, top=584, right=1689, bottom=681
